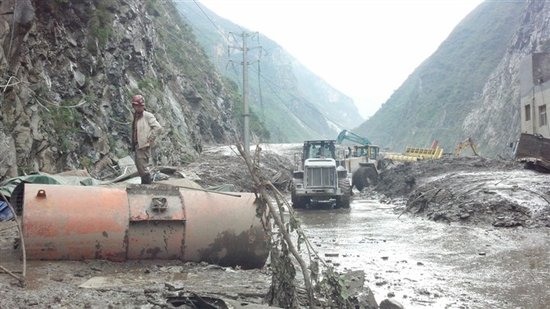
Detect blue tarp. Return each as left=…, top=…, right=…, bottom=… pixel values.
left=0, top=201, right=14, bottom=221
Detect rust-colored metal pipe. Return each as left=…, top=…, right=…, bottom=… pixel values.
left=22, top=184, right=269, bottom=269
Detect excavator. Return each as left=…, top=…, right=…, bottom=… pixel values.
left=454, top=138, right=479, bottom=156
left=336, top=130, right=383, bottom=191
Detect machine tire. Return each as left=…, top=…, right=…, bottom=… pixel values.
left=336, top=178, right=351, bottom=209
left=352, top=166, right=379, bottom=191
left=364, top=166, right=379, bottom=186
left=292, top=197, right=307, bottom=209
left=291, top=187, right=306, bottom=209
left=352, top=167, right=368, bottom=191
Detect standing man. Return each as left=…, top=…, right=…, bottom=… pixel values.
left=131, top=94, right=162, bottom=184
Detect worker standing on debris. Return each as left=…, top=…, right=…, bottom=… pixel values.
left=131, top=94, right=162, bottom=184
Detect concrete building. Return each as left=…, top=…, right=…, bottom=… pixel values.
left=519, top=53, right=550, bottom=136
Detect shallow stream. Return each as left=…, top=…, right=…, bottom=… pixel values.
left=296, top=198, right=550, bottom=308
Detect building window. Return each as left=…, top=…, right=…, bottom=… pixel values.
left=525, top=104, right=531, bottom=121
left=539, top=104, right=547, bottom=127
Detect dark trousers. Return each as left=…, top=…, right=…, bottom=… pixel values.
left=135, top=146, right=152, bottom=184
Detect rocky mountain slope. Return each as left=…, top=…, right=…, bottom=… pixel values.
left=356, top=0, right=529, bottom=157
left=0, top=0, right=243, bottom=180
left=176, top=2, right=364, bottom=142
left=462, top=0, right=550, bottom=156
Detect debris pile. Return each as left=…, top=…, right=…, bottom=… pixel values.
left=376, top=156, right=550, bottom=228
left=183, top=146, right=294, bottom=192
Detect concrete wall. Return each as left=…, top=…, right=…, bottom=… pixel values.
left=520, top=53, right=550, bottom=137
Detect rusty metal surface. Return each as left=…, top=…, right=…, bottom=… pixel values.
left=22, top=184, right=129, bottom=261
left=181, top=190, right=269, bottom=269
left=516, top=133, right=550, bottom=171
left=126, top=184, right=185, bottom=259
left=516, top=133, right=550, bottom=159
left=21, top=184, right=269, bottom=269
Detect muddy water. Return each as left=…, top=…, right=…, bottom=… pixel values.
left=295, top=198, right=550, bottom=309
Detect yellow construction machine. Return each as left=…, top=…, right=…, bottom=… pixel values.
left=454, top=138, right=479, bottom=156
left=336, top=130, right=382, bottom=191
left=384, top=140, right=444, bottom=162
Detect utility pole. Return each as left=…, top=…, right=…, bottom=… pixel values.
left=242, top=32, right=250, bottom=154
left=229, top=31, right=260, bottom=154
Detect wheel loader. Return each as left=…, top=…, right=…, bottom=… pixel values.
left=336, top=130, right=383, bottom=191
left=344, top=144, right=383, bottom=191
left=290, top=140, right=351, bottom=209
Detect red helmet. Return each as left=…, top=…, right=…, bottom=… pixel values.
left=132, top=95, right=145, bottom=106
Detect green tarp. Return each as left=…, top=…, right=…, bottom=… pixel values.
left=0, top=173, right=100, bottom=200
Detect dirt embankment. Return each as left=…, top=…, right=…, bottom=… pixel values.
left=374, top=156, right=550, bottom=228
left=183, top=146, right=294, bottom=193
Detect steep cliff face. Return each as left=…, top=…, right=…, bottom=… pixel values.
left=0, top=0, right=239, bottom=180
left=462, top=0, right=550, bottom=156
left=355, top=0, right=527, bottom=156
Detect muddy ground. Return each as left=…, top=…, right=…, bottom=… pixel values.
left=1, top=144, right=549, bottom=308
left=376, top=156, right=550, bottom=228
left=188, top=145, right=550, bottom=228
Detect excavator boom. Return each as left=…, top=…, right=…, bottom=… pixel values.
left=336, top=130, right=371, bottom=145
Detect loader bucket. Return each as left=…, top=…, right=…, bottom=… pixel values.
left=21, top=184, right=269, bottom=269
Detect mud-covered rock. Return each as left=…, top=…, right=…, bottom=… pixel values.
left=183, top=145, right=294, bottom=192
left=377, top=156, right=550, bottom=228
left=380, top=298, right=404, bottom=309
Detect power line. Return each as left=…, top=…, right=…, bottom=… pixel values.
left=171, top=1, right=345, bottom=133
left=191, top=0, right=233, bottom=42
left=254, top=34, right=265, bottom=122
left=249, top=65, right=349, bottom=130
left=170, top=0, right=234, bottom=44
left=228, top=31, right=262, bottom=152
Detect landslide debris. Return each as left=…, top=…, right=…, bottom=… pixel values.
left=375, top=156, right=550, bottom=228
left=183, top=145, right=294, bottom=192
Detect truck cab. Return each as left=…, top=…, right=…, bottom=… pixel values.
left=291, top=140, right=351, bottom=209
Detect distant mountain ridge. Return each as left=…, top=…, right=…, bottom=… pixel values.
left=355, top=0, right=529, bottom=157
left=176, top=2, right=364, bottom=142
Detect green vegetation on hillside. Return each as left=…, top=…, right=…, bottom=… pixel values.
left=356, top=1, right=527, bottom=154
left=175, top=2, right=363, bottom=143
left=88, top=0, right=116, bottom=51
left=149, top=0, right=270, bottom=143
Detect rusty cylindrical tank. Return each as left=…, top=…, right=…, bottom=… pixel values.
left=22, top=183, right=269, bottom=269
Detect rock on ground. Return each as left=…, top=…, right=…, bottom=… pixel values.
left=374, top=156, right=550, bottom=228
left=183, top=145, right=294, bottom=192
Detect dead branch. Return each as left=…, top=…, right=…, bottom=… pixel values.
left=266, top=182, right=327, bottom=267
left=0, top=76, right=21, bottom=93
left=0, top=265, right=23, bottom=282
left=236, top=143, right=316, bottom=308
left=400, top=187, right=441, bottom=218
left=488, top=186, right=550, bottom=205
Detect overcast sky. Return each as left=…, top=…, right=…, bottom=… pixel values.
left=199, top=0, right=484, bottom=119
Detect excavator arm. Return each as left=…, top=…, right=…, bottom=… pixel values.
left=336, top=130, right=371, bottom=145
left=454, top=138, right=479, bottom=156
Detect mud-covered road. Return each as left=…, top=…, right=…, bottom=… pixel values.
left=260, top=143, right=549, bottom=308
left=181, top=143, right=550, bottom=308
left=289, top=143, right=550, bottom=308
left=1, top=143, right=549, bottom=308
left=297, top=198, right=550, bottom=308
